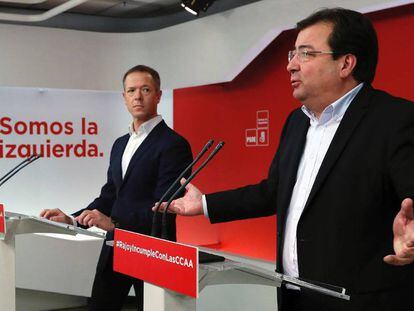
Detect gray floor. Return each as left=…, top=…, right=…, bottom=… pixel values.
left=17, top=288, right=137, bottom=311
left=52, top=299, right=137, bottom=311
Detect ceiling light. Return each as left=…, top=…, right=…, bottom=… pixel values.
left=181, top=0, right=216, bottom=16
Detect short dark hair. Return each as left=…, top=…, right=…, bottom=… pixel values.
left=122, top=65, right=161, bottom=90
left=297, top=8, right=378, bottom=84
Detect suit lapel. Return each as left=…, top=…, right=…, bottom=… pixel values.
left=113, top=135, right=129, bottom=187
left=303, top=85, right=372, bottom=211
left=278, top=111, right=309, bottom=217
left=121, top=120, right=166, bottom=185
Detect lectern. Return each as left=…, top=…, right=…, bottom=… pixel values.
left=142, top=249, right=350, bottom=311
left=0, top=210, right=104, bottom=311
left=111, top=228, right=349, bottom=311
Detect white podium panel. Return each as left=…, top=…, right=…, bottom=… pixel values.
left=0, top=211, right=105, bottom=310
left=0, top=221, right=16, bottom=311
left=144, top=247, right=349, bottom=311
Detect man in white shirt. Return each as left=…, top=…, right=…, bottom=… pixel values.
left=41, top=65, right=193, bottom=311
left=155, top=8, right=414, bottom=311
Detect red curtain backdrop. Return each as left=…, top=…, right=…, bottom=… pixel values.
left=173, top=4, right=414, bottom=262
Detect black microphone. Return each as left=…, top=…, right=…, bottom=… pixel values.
left=150, top=139, right=214, bottom=237
left=0, top=155, right=36, bottom=183
left=161, top=141, right=224, bottom=239
left=0, top=155, right=42, bottom=188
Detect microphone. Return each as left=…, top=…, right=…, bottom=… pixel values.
left=150, top=139, right=214, bottom=237
left=0, top=155, right=36, bottom=183
left=0, top=155, right=42, bottom=188
left=161, top=141, right=224, bottom=239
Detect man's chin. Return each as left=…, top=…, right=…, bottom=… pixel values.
left=133, top=112, right=147, bottom=119
left=292, top=90, right=305, bottom=102
left=133, top=113, right=156, bottom=123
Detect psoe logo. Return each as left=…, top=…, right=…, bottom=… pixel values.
left=245, top=110, right=269, bottom=147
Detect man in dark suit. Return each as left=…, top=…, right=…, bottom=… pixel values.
left=41, top=65, right=193, bottom=311
left=155, top=8, right=414, bottom=311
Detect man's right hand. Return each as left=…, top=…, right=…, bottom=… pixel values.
left=384, top=198, right=414, bottom=266
left=40, top=208, right=72, bottom=225
left=153, top=178, right=204, bottom=216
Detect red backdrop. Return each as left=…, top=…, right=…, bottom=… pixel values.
left=173, top=4, right=414, bottom=262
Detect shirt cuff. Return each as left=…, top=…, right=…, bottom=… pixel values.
left=202, top=195, right=209, bottom=218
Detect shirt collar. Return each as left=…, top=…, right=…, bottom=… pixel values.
left=128, top=115, right=163, bottom=136
left=301, top=83, right=364, bottom=125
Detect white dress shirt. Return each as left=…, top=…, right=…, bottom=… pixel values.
left=282, top=84, right=363, bottom=279
left=121, top=115, right=163, bottom=178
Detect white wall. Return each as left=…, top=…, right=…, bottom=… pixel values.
left=0, top=0, right=409, bottom=91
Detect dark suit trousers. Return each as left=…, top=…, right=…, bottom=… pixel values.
left=89, top=265, right=143, bottom=311
left=280, top=285, right=413, bottom=311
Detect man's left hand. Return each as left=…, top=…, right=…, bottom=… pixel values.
left=75, top=209, right=115, bottom=231
left=384, top=198, right=414, bottom=266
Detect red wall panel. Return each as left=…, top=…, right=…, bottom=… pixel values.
left=173, top=4, right=414, bottom=262
left=369, top=5, right=414, bottom=101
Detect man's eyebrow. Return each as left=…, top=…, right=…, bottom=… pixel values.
left=296, top=44, right=315, bottom=49
left=126, top=84, right=152, bottom=90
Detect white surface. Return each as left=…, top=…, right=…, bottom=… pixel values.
left=145, top=283, right=196, bottom=311
left=197, top=250, right=277, bottom=310
left=15, top=233, right=103, bottom=296
left=1, top=214, right=103, bottom=310
left=0, top=234, right=16, bottom=311
left=197, top=284, right=276, bottom=311
left=144, top=248, right=278, bottom=311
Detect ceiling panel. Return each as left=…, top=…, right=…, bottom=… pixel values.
left=0, top=0, right=264, bottom=32
left=0, top=0, right=197, bottom=17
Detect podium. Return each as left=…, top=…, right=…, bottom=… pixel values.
left=111, top=229, right=350, bottom=311
left=143, top=248, right=349, bottom=311
left=0, top=211, right=105, bottom=311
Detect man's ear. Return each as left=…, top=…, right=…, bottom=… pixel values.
left=339, top=54, right=357, bottom=79
left=157, top=90, right=162, bottom=104
left=122, top=91, right=127, bottom=104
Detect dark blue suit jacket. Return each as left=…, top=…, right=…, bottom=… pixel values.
left=75, top=120, right=193, bottom=270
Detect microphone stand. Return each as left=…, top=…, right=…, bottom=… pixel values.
left=150, top=140, right=214, bottom=238
left=0, top=155, right=42, bottom=188
left=161, top=141, right=224, bottom=239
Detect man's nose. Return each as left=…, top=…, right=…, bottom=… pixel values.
left=133, top=89, right=142, bottom=100
left=287, top=55, right=299, bottom=73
